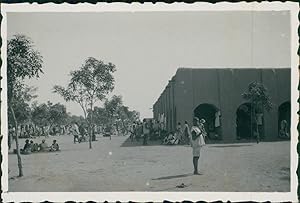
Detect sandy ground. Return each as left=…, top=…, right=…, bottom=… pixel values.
left=8, top=134, right=290, bottom=192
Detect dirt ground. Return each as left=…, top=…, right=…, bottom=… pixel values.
left=8, top=135, right=290, bottom=192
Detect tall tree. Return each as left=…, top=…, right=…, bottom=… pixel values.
left=7, top=34, right=43, bottom=176
left=54, top=57, right=116, bottom=148
left=242, top=81, right=272, bottom=141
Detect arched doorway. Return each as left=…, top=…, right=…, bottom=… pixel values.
left=236, top=103, right=252, bottom=139
left=278, top=101, right=291, bottom=139
left=193, top=103, right=222, bottom=140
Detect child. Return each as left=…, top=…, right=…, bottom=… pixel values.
left=190, top=117, right=206, bottom=175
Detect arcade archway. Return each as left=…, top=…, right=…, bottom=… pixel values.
left=236, top=103, right=252, bottom=139
left=193, top=103, right=222, bottom=140
left=278, top=101, right=291, bottom=138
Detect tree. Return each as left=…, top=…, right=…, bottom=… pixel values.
left=90, top=106, right=110, bottom=131
left=54, top=57, right=116, bottom=148
left=103, top=95, right=140, bottom=135
left=104, top=95, right=122, bottom=133
left=31, top=102, right=69, bottom=135
left=31, top=103, right=49, bottom=128
left=47, top=101, right=69, bottom=128
left=7, top=34, right=43, bottom=177
left=242, top=81, right=272, bottom=141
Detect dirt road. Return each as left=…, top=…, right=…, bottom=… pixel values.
left=8, top=135, right=290, bottom=192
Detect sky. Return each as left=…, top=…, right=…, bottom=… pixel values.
left=7, top=11, right=291, bottom=118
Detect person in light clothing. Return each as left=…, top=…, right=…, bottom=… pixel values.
left=190, top=117, right=206, bottom=175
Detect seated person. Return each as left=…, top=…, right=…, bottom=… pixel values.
left=39, top=139, right=50, bottom=151
left=31, top=142, right=40, bottom=152
left=50, top=140, right=60, bottom=151
left=163, top=133, right=178, bottom=145
left=279, top=120, right=290, bottom=138
left=79, top=134, right=87, bottom=143
left=21, top=139, right=32, bottom=154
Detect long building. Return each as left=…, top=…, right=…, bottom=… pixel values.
left=153, top=68, right=291, bottom=142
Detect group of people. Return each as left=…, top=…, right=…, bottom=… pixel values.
left=163, top=121, right=190, bottom=145
left=279, top=119, right=290, bottom=139
left=9, top=124, right=69, bottom=139
left=129, top=119, right=164, bottom=145
left=68, top=122, right=88, bottom=144
left=20, top=139, right=60, bottom=154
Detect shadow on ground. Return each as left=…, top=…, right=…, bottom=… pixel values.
left=152, top=173, right=193, bottom=180
left=120, top=137, right=163, bottom=147
left=209, top=144, right=254, bottom=148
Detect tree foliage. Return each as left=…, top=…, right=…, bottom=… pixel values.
left=242, top=81, right=272, bottom=112
left=54, top=57, right=116, bottom=148
left=242, top=81, right=272, bottom=140
left=7, top=34, right=43, bottom=177
left=31, top=102, right=68, bottom=128
left=7, top=34, right=43, bottom=101
left=101, top=95, right=140, bottom=134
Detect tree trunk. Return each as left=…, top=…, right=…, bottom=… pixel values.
left=10, top=105, right=23, bottom=177
left=89, top=103, right=93, bottom=149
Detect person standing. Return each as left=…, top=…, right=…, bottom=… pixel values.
left=72, top=122, right=80, bottom=143
left=142, top=119, right=150, bottom=145
left=130, top=122, right=136, bottom=142
left=190, top=117, right=206, bottom=175
left=183, top=121, right=190, bottom=145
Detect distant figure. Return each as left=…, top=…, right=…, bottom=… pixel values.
left=21, top=139, right=31, bottom=154
left=130, top=122, right=136, bottom=142
left=183, top=121, right=190, bottom=145
left=176, top=122, right=183, bottom=144
left=279, top=119, right=289, bottom=138
left=163, top=132, right=179, bottom=145
left=8, top=125, right=15, bottom=150
left=39, top=139, right=49, bottom=152
left=50, top=140, right=60, bottom=151
left=190, top=117, right=206, bottom=175
left=31, top=142, right=40, bottom=152
left=142, top=119, right=150, bottom=145
left=136, top=122, right=143, bottom=142
left=72, top=123, right=80, bottom=143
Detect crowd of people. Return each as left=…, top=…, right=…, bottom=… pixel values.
left=19, top=139, right=60, bottom=155
left=127, top=118, right=208, bottom=148
left=8, top=124, right=69, bottom=139
left=129, top=119, right=166, bottom=145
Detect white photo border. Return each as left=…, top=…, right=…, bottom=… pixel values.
left=1, top=2, right=299, bottom=202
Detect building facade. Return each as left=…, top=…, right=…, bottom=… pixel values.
left=153, top=68, right=291, bottom=142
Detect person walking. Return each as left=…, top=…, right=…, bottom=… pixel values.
left=190, top=117, right=206, bottom=175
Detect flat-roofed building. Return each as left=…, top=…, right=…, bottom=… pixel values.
left=153, top=68, right=291, bottom=142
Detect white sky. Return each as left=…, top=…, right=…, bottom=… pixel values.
left=7, top=11, right=290, bottom=118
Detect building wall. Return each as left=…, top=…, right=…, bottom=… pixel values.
left=153, top=68, right=291, bottom=142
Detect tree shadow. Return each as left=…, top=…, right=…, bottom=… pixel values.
left=152, top=173, right=193, bottom=180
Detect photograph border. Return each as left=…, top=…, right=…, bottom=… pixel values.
left=1, top=2, right=299, bottom=202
